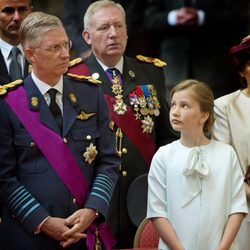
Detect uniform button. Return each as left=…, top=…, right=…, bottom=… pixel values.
left=63, top=138, right=68, bottom=143
left=86, top=135, right=91, bottom=140
left=72, top=198, right=77, bottom=204
left=122, top=148, right=127, bottom=154
left=30, top=142, right=36, bottom=147
left=122, top=171, right=127, bottom=177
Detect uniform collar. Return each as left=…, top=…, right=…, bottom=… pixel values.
left=31, top=71, right=63, bottom=96
left=96, top=56, right=124, bottom=74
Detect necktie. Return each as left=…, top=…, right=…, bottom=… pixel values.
left=9, top=47, right=22, bottom=81
left=47, top=88, right=63, bottom=133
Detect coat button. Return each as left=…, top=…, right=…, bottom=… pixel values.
left=122, top=148, right=127, bottom=154
left=30, top=142, right=36, bottom=147
left=86, top=135, right=91, bottom=140
left=72, top=198, right=77, bottom=204
left=63, top=138, right=68, bottom=143
left=122, top=171, right=127, bottom=177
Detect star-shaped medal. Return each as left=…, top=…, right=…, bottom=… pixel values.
left=83, top=143, right=98, bottom=164
left=141, top=115, right=154, bottom=134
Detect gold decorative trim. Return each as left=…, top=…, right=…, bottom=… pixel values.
left=136, top=55, right=167, bottom=68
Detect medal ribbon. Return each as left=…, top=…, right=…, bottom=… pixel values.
left=104, top=94, right=157, bottom=167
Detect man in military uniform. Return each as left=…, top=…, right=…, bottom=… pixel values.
left=67, top=0, right=177, bottom=248
left=0, top=11, right=119, bottom=250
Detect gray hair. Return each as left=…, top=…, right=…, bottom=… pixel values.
left=84, top=0, right=126, bottom=30
left=19, top=11, right=64, bottom=48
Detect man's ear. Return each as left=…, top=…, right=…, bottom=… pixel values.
left=82, top=30, right=91, bottom=45
left=24, top=48, right=34, bottom=64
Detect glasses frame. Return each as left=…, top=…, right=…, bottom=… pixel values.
left=34, top=40, right=72, bottom=54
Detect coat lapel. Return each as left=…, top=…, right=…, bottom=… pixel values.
left=24, top=75, right=61, bottom=134
left=0, top=50, right=11, bottom=84
left=62, top=76, right=78, bottom=137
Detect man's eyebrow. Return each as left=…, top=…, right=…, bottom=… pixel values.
left=1, top=6, right=28, bottom=13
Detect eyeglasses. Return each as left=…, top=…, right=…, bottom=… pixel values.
left=35, top=40, right=72, bottom=54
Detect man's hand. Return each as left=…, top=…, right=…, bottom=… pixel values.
left=60, top=208, right=97, bottom=248
left=40, top=217, right=70, bottom=241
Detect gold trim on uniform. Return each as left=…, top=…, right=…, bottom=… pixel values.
left=76, top=110, right=96, bottom=121
left=67, top=73, right=102, bottom=85
left=69, top=93, right=77, bottom=103
left=31, top=97, right=38, bottom=107
left=68, top=57, right=83, bottom=67
left=83, top=143, right=98, bottom=164
left=109, top=121, right=115, bottom=131
left=129, top=70, right=135, bottom=78
left=0, top=80, right=23, bottom=96
left=136, top=55, right=167, bottom=68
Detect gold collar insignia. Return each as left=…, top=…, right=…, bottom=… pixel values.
left=31, top=96, right=38, bottom=107
left=69, top=93, right=77, bottom=103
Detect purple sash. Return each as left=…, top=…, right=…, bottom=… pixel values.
left=4, top=85, right=115, bottom=249
left=4, top=85, right=88, bottom=207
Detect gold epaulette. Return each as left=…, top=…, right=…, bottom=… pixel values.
left=67, top=72, right=102, bottom=85
left=0, top=79, right=23, bottom=96
left=68, top=57, right=83, bottom=67
left=28, top=64, right=32, bottom=73
left=136, top=55, right=167, bottom=68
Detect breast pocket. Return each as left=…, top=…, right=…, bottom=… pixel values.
left=14, top=129, right=48, bottom=173
left=71, top=127, right=100, bottom=167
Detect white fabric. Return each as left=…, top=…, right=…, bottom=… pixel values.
left=182, top=147, right=210, bottom=206
left=31, top=72, right=63, bottom=113
left=147, top=139, right=248, bottom=250
left=212, top=89, right=250, bottom=249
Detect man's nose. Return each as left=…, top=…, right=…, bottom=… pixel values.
left=12, top=10, right=22, bottom=21
left=109, top=26, right=118, bottom=37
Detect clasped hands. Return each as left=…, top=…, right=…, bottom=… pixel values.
left=40, top=208, right=97, bottom=248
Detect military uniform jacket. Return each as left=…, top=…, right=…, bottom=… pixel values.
left=82, top=54, right=176, bottom=243
left=0, top=74, right=119, bottom=250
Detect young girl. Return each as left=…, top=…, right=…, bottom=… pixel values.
left=147, top=79, right=248, bottom=250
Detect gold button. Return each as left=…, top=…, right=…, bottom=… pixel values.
left=30, top=142, right=36, bottom=147
left=86, top=135, right=91, bottom=140
left=122, top=171, right=127, bottom=177
left=63, top=138, right=68, bottom=143
left=72, top=198, right=77, bottom=204
left=122, top=148, right=127, bottom=154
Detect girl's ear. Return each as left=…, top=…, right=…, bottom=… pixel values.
left=201, top=112, right=209, bottom=124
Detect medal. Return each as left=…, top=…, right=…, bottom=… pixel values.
left=83, top=143, right=98, bottom=164
left=107, top=68, right=127, bottom=115
left=141, top=115, right=154, bottom=134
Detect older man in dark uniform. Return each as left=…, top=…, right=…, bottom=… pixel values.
left=67, top=0, right=177, bottom=248
left=0, top=11, right=119, bottom=250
